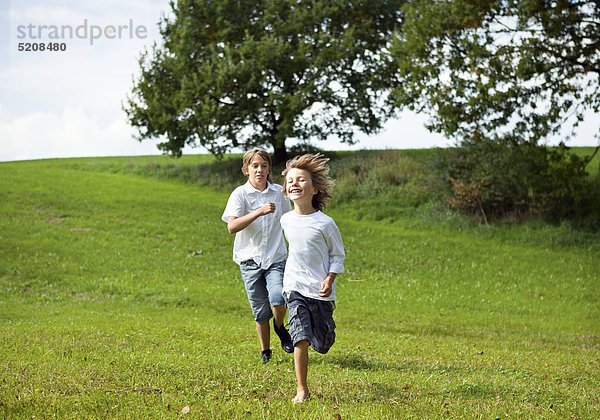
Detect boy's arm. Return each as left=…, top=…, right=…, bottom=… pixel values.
left=227, top=203, right=275, bottom=234
left=319, top=273, right=337, bottom=297
left=319, top=221, right=345, bottom=297
left=325, top=222, right=345, bottom=274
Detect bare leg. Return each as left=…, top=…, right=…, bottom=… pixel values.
left=273, top=305, right=286, bottom=328
left=256, top=321, right=270, bottom=351
left=293, top=340, right=310, bottom=404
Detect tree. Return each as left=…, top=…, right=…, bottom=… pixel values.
left=391, top=0, right=600, bottom=160
left=125, top=0, right=403, bottom=162
left=391, top=1, right=600, bottom=222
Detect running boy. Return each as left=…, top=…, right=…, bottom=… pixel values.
left=280, top=154, right=345, bottom=404
left=222, top=148, right=294, bottom=363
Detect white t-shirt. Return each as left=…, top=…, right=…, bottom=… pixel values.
left=221, top=181, right=292, bottom=269
left=280, top=210, right=345, bottom=301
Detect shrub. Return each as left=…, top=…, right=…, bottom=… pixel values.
left=437, top=138, right=596, bottom=222
left=328, top=150, right=443, bottom=220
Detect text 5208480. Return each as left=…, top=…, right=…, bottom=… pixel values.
left=18, top=43, right=67, bottom=52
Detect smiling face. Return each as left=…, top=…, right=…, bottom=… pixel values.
left=246, top=155, right=270, bottom=190
left=285, top=168, right=317, bottom=207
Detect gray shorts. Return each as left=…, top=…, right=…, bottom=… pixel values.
left=239, top=260, right=286, bottom=323
left=284, top=290, right=336, bottom=354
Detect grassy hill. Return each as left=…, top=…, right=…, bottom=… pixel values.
left=0, top=151, right=599, bottom=418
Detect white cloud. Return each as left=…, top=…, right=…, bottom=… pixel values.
left=9, top=0, right=159, bottom=23
left=0, top=106, right=164, bottom=161
left=8, top=0, right=161, bottom=76
left=299, top=114, right=450, bottom=152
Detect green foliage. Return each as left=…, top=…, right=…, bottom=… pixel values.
left=57, top=148, right=600, bottom=227
left=1, top=156, right=599, bottom=418
left=327, top=150, right=444, bottom=221
left=436, top=139, right=599, bottom=223
left=125, top=0, right=404, bottom=160
left=389, top=0, right=600, bottom=226
left=391, top=0, right=600, bottom=149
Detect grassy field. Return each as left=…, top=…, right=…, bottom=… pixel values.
left=1, top=152, right=599, bottom=419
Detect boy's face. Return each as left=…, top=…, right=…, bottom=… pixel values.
left=286, top=168, right=317, bottom=204
left=247, top=155, right=270, bottom=188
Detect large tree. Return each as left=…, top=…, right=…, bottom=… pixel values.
left=392, top=0, right=600, bottom=159
left=125, top=0, right=403, bottom=162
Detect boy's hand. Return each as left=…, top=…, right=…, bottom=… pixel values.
left=319, top=273, right=336, bottom=297
left=257, top=202, right=276, bottom=216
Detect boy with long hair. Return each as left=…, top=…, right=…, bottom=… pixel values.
left=280, top=154, right=345, bottom=404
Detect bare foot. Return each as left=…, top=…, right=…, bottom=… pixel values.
left=292, top=390, right=310, bottom=404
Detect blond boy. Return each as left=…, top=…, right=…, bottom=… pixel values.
left=222, top=148, right=294, bottom=363
left=280, top=154, right=345, bottom=404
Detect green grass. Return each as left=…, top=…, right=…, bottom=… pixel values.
left=1, top=153, right=599, bottom=419
left=572, top=146, right=600, bottom=178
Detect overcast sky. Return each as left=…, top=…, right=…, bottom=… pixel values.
left=1, top=1, right=598, bottom=163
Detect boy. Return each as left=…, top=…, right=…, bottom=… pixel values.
left=280, top=154, right=345, bottom=404
left=222, top=148, right=294, bottom=363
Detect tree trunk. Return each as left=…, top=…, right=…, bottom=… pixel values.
left=273, top=143, right=288, bottom=165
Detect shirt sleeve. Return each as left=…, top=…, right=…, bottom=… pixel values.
left=221, top=189, right=244, bottom=222
left=325, top=220, right=345, bottom=274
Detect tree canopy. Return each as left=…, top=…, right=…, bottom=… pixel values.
left=392, top=0, right=600, bottom=153
left=125, top=0, right=403, bottom=161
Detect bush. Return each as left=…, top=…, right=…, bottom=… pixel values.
left=327, top=150, right=443, bottom=220
left=437, top=138, right=596, bottom=222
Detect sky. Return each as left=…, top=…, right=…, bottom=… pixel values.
left=0, top=1, right=598, bottom=163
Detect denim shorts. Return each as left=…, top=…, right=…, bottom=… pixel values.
left=284, top=290, right=336, bottom=354
left=239, top=259, right=286, bottom=323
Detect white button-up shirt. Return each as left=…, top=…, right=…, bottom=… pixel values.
left=222, top=181, right=292, bottom=269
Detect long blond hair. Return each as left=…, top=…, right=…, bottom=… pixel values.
left=282, top=154, right=334, bottom=211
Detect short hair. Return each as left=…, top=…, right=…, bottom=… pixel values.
left=241, top=147, right=272, bottom=182
left=282, top=154, right=334, bottom=211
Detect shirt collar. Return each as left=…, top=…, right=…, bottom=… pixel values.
left=243, top=180, right=275, bottom=194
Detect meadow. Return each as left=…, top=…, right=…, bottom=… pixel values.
left=0, top=151, right=599, bottom=419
